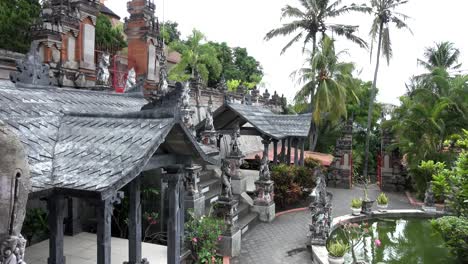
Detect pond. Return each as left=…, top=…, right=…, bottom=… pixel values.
left=329, top=218, right=460, bottom=264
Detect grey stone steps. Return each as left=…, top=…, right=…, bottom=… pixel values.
left=237, top=201, right=250, bottom=219
left=238, top=212, right=259, bottom=236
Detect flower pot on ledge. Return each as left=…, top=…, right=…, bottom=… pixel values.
left=351, top=207, right=361, bottom=216
left=328, top=255, right=345, bottom=264
left=377, top=203, right=388, bottom=212
left=361, top=200, right=374, bottom=214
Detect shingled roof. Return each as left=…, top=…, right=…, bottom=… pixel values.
left=198, top=102, right=311, bottom=140
left=0, top=84, right=214, bottom=199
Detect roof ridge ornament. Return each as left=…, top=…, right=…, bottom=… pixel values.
left=10, top=41, right=53, bottom=87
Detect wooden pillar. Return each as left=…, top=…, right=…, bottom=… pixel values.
left=48, top=195, right=66, bottom=264
left=261, top=137, right=271, bottom=160
left=287, top=138, right=292, bottom=165
left=294, top=138, right=299, bottom=166
left=128, top=177, right=142, bottom=264
left=281, top=138, right=286, bottom=163
left=65, top=197, right=81, bottom=236
left=165, top=170, right=183, bottom=264
left=97, top=198, right=112, bottom=264
left=273, top=140, right=278, bottom=164
left=300, top=138, right=305, bottom=166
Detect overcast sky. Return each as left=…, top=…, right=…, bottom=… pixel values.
left=106, top=0, right=468, bottom=105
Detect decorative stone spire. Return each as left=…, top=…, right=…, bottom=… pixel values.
left=271, top=91, right=280, bottom=105
left=179, top=82, right=194, bottom=131
left=263, top=89, right=270, bottom=101
left=201, top=95, right=218, bottom=146
left=217, top=76, right=228, bottom=92
left=309, top=169, right=332, bottom=246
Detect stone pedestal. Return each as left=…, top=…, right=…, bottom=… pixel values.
left=214, top=198, right=240, bottom=257
left=231, top=177, right=247, bottom=195
left=253, top=180, right=275, bottom=222
left=422, top=206, right=437, bottom=213
left=252, top=203, right=275, bottom=222
left=185, top=195, right=205, bottom=219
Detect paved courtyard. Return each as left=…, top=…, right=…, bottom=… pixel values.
left=232, top=184, right=418, bottom=264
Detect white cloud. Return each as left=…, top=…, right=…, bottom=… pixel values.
left=106, top=0, right=468, bottom=105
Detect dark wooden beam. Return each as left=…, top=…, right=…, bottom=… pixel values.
left=300, top=139, right=305, bottom=166
left=97, top=198, right=112, bottom=264
left=273, top=140, right=278, bottom=164
left=217, top=127, right=262, bottom=136
left=281, top=138, right=286, bottom=164
left=164, top=171, right=184, bottom=264
left=47, top=195, right=66, bottom=264
left=287, top=138, right=292, bottom=165
left=128, top=177, right=142, bottom=264
left=65, top=197, right=81, bottom=236
left=144, top=154, right=177, bottom=171
left=294, top=138, right=299, bottom=166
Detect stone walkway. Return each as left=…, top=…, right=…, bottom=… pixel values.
left=232, top=184, right=417, bottom=264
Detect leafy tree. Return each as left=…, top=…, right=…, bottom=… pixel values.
left=169, top=29, right=222, bottom=83
left=95, top=14, right=127, bottom=52
left=0, top=0, right=41, bottom=53
left=265, top=0, right=369, bottom=150
left=160, top=21, right=181, bottom=45
left=363, top=0, right=412, bottom=179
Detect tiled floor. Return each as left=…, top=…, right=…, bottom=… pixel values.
left=25, top=232, right=167, bottom=264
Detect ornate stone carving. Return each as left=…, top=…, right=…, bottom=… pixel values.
left=184, top=165, right=201, bottom=198
left=180, top=82, right=194, bottom=130
left=201, top=96, right=218, bottom=146
left=0, top=120, right=31, bottom=264
left=229, top=122, right=242, bottom=158
left=74, top=72, right=87, bottom=87
left=124, top=68, right=137, bottom=92
left=217, top=76, right=228, bottom=92
left=96, top=52, right=111, bottom=86
left=259, top=155, right=271, bottom=182
left=424, top=182, right=435, bottom=207
left=220, top=159, right=234, bottom=200
left=10, top=41, right=51, bottom=86
left=309, top=169, right=332, bottom=246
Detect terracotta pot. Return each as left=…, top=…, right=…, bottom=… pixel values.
left=328, top=255, right=345, bottom=264
left=351, top=207, right=361, bottom=216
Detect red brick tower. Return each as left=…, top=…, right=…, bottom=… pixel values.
left=125, top=0, right=161, bottom=91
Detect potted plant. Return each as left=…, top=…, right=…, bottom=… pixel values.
left=361, top=181, right=375, bottom=214
left=376, top=192, right=389, bottom=211
left=351, top=198, right=362, bottom=216
left=327, top=239, right=349, bottom=264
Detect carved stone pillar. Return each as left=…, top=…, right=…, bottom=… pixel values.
left=252, top=150, right=276, bottom=222
left=309, top=169, right=332, bottom=246
left=96, top=192, right=124, bottom=264
left=228, top=123, right=246, bottom=195
left=184, top=165, right=205, bottom=218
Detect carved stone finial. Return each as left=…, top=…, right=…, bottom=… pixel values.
left=263, top=89, right=270, bottom=101
left=0, top=120, right=31, bottom=264
left=10, top=41, right=52, bottom=87
left=217, top=76, right=228, bottom=92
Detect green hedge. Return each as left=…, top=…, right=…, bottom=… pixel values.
left=432, top=216, right=468, bottom=262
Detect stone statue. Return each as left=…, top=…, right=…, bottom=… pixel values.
left=74, top=72, right=87, bottom=87
left=181, top=82, right=191, bottom=109
left=205, top=96, right=214, bottom=132
left=217, top=76, right=227, bottom=92
left=259, top=155, right=271, bottom=181
left=124, top=68, right=136, bottom=92
left=10, top=41, right=51, bottom=86
left=96, top=52, right=111, bottom=86
left=424, top=182, right=435, bottom=207
left=0, top=120, right=31, bottom=264
left=309, top=168, right=332, bottom=246
left=220, top=159, right=233, bottom=200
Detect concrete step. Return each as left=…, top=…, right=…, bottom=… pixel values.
left=238, top=212, right=259, bottom=236
left=237, top=201, right=250, bottom=219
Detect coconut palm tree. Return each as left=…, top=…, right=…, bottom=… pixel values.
left=294, top=36, right=359, bottom=148
left=418, top=41, right=462, bottom=72
left=265, top=0, right=369, bottom=150
left=362, top=0, right=412, bottom=179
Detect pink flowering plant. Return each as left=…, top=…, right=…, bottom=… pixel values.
left=339, top=221, right=376, bottom=263
left=185, top=210, right=226, bottom=264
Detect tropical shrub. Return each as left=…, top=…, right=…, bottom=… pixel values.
left=412, top=160, right=446, bottom=199
left=376, top=193, right=389, bottom=205
left=432, top=216, right=468, bottom=262
left=304, top=157, right=321, bottom=170
left=22, top=208, right=48, bottom=246
left=350, top=198, right=362, bottom=209
left=327, top=239, right=349, bottom=257
left=271, top=164, right=318, bottom=208
left=185, top=211, right=225, bottom=264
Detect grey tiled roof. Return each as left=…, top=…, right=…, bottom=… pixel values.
left=0, top=84, right=213, bottom=196
left=224, top=103, right=311, bottom=139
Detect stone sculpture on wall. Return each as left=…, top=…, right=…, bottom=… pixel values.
left=96, top=52, right=111, bottom=86
left=220, top=159, right=234, bottom=200
left=10, top=41, right=51, bottom=87
left=0, top=120, right=31, bottom=264
left=124, top=68, right=136, bottom=92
